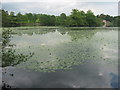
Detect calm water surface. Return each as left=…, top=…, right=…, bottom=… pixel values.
left=1, top=27, right=118, bottom=88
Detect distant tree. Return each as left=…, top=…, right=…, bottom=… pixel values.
left=112, top=16, right=120, bottom=27
left=86, top=10, right=103, bottom=27
left=9, top=11, right=19, bottom=27
left=25, top=13, right=34, bottom=23
left=35, top=18, right=40, bottom=23
left=60, top=13, right=67, bottom=26
left=2, top=10, right=10, bottom=27
left=98, top=14, right=114, bottom=22
left=69, top=9, right=88, bottom=27
left=17, top=12, right=23, bottom=25
left=50, top=15, right=56, bottom=26
left=39, top=14, right=55, bottom=26
left=70, top=9, right=82, bottom=26
left=1, top=9, right=116, bottom=27
left=60, top=13, right=67, bottom=19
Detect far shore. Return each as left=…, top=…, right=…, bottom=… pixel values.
left=1, top=26, right=118, bottom=31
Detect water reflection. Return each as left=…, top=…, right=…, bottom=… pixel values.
left=5, top=28, right=117, bottom=73
left=59, top=29, right=97, bottom=41
left=2, top=29, right=34, bottom=67
left=2, top=27, right=118, bottom=88
left=10, top=29, right=99, bottom=72
left=2, top=29, right=34, bottom=88
left=110, top=73, right=118, bottom=88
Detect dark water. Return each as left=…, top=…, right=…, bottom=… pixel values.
left=1, top=27, right=118, bottom=88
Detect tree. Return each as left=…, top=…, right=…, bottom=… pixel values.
left=9, top=11, right=20, bottom=27
left=69, top=9, right=88, bottom=27
left=2, top=10, right=10, bottom=27
left=17, top=12, right=24, bottom=25
left=1, top=9, right=113, bottom=27
left=39, top=14, right=55, bottom=26
left=113, top=16, right=120, bottom=27
left=86, top=10, right=103, bottom=27
left=59, top=13, right=67, bottom=26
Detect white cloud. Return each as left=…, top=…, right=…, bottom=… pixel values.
left=2, top=2, right=118, bottom=16
left=77, top=3, right=118, bottom=16
left=2, top=0, right=27, bottom=3
left=2, top=0, right=119, bottom=3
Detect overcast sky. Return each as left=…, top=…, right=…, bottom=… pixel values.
left=1, top=0, right=119, bottom=16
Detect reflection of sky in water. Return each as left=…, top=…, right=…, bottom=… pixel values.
left=0, top=29, right=2, bottom=89
left=110, top=72, right=118, bottom=88
left=11, top=30, right=71, bottom=48
left=0, top=67, right=2, bottom=89
left=2, top=28, right=118, bottom=88
left=2, top=63, right=118, bottom=88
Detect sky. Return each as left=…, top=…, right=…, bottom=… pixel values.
left=1, top=0, right=119, bottom=16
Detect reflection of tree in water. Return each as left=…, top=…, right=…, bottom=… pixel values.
left=19, top=28, right=102, bottom=73
left=2, top=29, right=34, bottom=67
left=11, top=27, right=97, bottom=39
left=59, top=28, right=97, bottom=41
left=11, top=28, right=56, bottom=36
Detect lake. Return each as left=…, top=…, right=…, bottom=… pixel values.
left=1, top=27, right=118, bottom=88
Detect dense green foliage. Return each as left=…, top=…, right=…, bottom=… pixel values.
left=2, top=29, right=34, bottom=67
left=97, top=14, right=120, bottom=27
left=1, top=9, right=119, bottom=27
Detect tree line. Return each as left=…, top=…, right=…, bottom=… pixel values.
left=1, top=9, right=119, bottom=27
left=97, top=14, right=120, bottom=27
